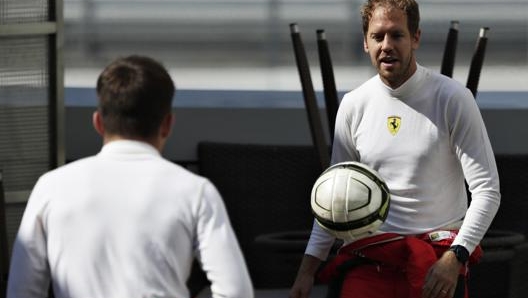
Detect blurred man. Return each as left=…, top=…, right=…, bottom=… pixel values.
left=7, top=55, right=254, bottom=298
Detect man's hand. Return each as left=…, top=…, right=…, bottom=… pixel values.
left=289, top=271, right=314, bottom=298
left=422, top=250, right=462, bottom=298
left=289, top=255, right=322, bottom=298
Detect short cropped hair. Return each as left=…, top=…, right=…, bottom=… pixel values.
left=360, top=0, right=420, bottom=36
left=96, top=55, right=175, bottom=139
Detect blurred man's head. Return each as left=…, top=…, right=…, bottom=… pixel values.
left=94, top=55, right=175, bottom=148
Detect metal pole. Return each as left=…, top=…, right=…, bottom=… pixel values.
left=317, top=29, right=339, bottom=144
left=440, top=20, right=459, bottom=78
left=466, top=27, right=490, bottom=98
left=290, top=23, right=330, bottom=170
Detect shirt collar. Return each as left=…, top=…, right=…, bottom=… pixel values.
left=99, top=140, right=161, bottom=157
left=381, top=63, right=426, bottom=98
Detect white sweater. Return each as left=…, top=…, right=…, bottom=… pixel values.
left=306, top=64, right=500, bottom=259
left=7, top=140, right=254, bottom=298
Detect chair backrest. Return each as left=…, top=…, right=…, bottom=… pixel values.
left=0, top=171, right=9, bottom=298
left=441, top=20, right=459, bottom=78
left=491, top=154, right=528, bottom=238
left=290, top=23, right=330, bottom=170
left=466, top=27, right=489, bottom=97
left=198, top=142, right=322, bottom=284
left=316, top=28, right=339, bottom=144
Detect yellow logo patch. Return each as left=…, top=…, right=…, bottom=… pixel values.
left=387, top=116, right=401, bottom=135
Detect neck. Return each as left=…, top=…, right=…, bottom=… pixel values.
left=385, top=58, right=418, bottom=89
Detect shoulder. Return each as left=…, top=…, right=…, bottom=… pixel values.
left=418, top=67, right=482, bottom=123
left=38, top=155, right=97, bottom=183
left=421, top=66, right=472, bottom=99
left=154, top=158, right=222, bottom=200
left=340, top=75, right=382, bottom=107
left=158, top=158, right=208, bottom=183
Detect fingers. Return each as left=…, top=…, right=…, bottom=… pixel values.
left=288, top=290, right=309, bottom=298
left=422, top=270, right=455, bottom=298
left=423, top=282, right=454, bottom=298
left=440, top=288, right=454, bottom=298
left=422, top=257, right=461, bottom=298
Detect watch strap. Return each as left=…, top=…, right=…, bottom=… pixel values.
left=449, top=245, right=470, bottom=264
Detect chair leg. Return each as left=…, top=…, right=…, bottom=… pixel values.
left=466, top=27, right=490, bottom=98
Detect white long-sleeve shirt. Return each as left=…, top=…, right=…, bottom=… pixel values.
left=7, top=140, right=254, bottom=298
left=306, top=64, right=500, bottom=259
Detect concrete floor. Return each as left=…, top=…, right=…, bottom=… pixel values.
left=195, top=285, right=328, bottom=298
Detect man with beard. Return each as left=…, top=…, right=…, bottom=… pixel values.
left=289, top=1, right=500, bottom=298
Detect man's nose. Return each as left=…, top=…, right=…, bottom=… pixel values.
left=381, top=35, right=394, bottom=51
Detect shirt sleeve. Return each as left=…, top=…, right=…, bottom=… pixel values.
left=304, top=93, right=359, bottom=260
left=304, top=221, right=337, bottom=260
left=194, top=180, right=254, bottom=298
left=330, top=93, right=360, bottom=165
left=449, top=88, right=501, bottom=253
left=7, top=177, right=51, bottom=298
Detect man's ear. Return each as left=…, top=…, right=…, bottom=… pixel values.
left=92, top=111, right=105, bottom=136
left=363, top=37, right=369, bottom=53
left=160, top=113, right=174, bottom=139
left=412, top=29, right=421, bottom=50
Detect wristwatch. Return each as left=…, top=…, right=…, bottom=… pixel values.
left=449, top=245, right=470, bottom=264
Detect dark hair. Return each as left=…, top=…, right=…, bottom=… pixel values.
left=96, top=55, right=175, bottom=139
left=361, top=0, right=420, bottom=36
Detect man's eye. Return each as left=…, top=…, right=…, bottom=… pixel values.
left=372, top=35, right=384, bottom=42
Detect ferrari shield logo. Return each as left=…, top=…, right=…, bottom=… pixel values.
left=387, top=116, right=401, bottom=135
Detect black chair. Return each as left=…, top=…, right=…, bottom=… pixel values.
left=198, top=142, right=323, bottom=288
left=467, top=154, right=528, bottom=298
left=466, top=27, right=490, bottom=97
left=0, top=171, right=10, bottom=298
left=469, top=230, right=528, bottom=298
left=491, top=154, right=528, bottom=237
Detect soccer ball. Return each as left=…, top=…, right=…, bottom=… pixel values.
left=311, top=161, right=390, bottom=241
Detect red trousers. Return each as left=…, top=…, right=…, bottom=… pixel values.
left=339, top=262, right=469, bottom=298
left=340, top=263, right=409, bottom=298
left=317, top=232, right=482, bottom=298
